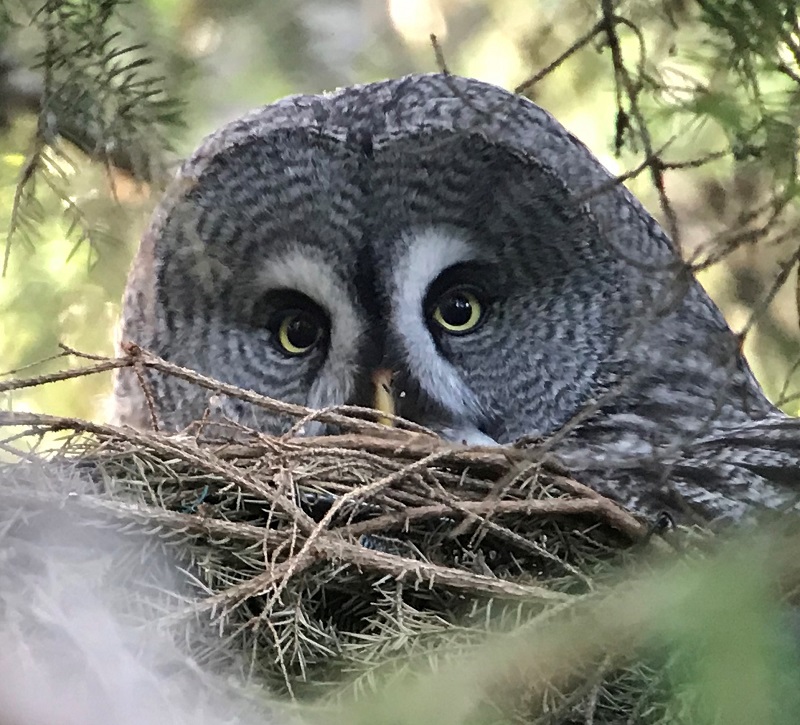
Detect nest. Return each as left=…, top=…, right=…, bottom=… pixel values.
left=0, top=353, right=715, bottom=724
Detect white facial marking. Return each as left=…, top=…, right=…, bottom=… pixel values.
left=258, top=250, right=362, bottom=409
left=439, top=425, right=499, bottom=446
left=392, top=227, right=486, bottom=420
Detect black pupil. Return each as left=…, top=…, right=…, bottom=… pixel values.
left=286, top=314, right=319, bottom=349
left=441, top=293, right=473, bottom=327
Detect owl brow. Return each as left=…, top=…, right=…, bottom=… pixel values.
left=251, top=289, right=328, bottom=317
left=424, top=261, right=501, bottom=304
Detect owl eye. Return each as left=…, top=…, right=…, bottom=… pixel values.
left=431, top=288, right=484, bottom=334
left=275, top=310, right=324, bottom=355
left=257, top=291, right=329, bottom=357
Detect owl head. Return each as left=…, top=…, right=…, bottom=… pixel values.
left=114, top=73, right=772, bottom=449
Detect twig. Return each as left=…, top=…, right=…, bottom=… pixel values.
left=515, top=18, right=607, bottom=94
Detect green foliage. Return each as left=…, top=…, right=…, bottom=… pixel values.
left=2, top=3, right=800, bottom=720
left=330, top=533, right=800, bottom=725
left=1, top=0, right=181, bottom=416
left=3, top=0, right=800, bottom=418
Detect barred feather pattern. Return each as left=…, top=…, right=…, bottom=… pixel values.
left=114, top=73, right=799, bottom=523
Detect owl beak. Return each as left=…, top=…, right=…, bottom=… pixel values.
left=371, top=368, right=395, bottom=426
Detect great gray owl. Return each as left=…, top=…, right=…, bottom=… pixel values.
left=113, top=73, right=800, bottom=522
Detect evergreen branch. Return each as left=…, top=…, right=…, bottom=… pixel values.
left=2, top=0, right=184, bottom=265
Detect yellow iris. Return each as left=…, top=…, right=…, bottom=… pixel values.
left=277, top=312, right=320, bottom=354
left=432, top=289, right=483, bottom=333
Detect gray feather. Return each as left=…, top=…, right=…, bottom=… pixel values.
left=114, top=73, right=795, bottom=522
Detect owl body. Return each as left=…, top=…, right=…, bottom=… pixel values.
left=115, top=73, right=792, bottom=520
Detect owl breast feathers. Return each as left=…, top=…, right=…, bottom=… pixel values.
left=114, top=72, right=799, bottom=522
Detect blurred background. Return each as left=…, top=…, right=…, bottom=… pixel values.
left=1, top=0, right=799, bottom=422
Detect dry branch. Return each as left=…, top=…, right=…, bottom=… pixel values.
left=0, top=348, right=663, bottom=721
